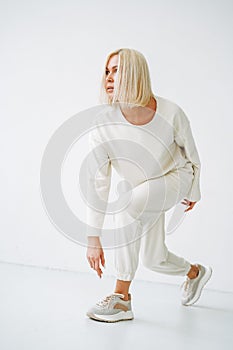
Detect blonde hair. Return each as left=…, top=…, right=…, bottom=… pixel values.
left=99, top=48, right=155, bottom=107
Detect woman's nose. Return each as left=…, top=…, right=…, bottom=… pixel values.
left=106, top=73, right=114, bottom=82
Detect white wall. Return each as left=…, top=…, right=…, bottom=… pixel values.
left=1, top=0, right=233, bottom=292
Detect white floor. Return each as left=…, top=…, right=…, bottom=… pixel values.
left=0, top=262, right=232, bottom=350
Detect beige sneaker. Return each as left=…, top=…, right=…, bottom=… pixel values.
left=181, top=264, right=212, bottom=306
left=86, top=293, right=134, bottom=322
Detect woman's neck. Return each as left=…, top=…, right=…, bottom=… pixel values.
left=120, top=97, right=157, bottom=125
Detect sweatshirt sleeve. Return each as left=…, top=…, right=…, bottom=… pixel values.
left=174, top=108, right=201, bottom=202
left=85, top=124, right=112, bottom=237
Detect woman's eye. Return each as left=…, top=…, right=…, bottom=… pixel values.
left=105, top=68, right=117, bottom=75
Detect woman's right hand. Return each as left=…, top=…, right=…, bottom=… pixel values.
left=86, top=237, right=105, bottom=278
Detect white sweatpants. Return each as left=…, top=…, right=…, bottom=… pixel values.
left=113, top=165, right=194, bottom=281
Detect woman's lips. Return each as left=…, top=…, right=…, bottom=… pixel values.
left=107, top=87, right=114, bottom=92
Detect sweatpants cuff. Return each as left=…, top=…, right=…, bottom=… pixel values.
left=116, top=272, right=135, bottom=281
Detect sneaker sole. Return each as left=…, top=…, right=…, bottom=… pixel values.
left=183, top=266, right=212, bottom=306
left=86, top=310, right=134, bottom=323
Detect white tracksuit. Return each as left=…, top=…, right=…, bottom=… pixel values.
left=86, top=95, right=201, bottom=280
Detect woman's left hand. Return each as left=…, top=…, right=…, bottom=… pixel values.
left=181, top=199, right=197, bottom=212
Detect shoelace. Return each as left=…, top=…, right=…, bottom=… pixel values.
left=96, top=294, right=118, bottom=308
left=180, top=278, right=192, bottom=292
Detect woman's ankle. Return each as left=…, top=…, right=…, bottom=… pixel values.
left=114, top=279, right=132, bottom=300
left=187, top=264, right=200, bottom=279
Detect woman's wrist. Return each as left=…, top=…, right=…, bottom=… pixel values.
left=87, top=236, right=101, bottom=247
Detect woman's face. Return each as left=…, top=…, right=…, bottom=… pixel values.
left=105, top=54, right=119, bottom=98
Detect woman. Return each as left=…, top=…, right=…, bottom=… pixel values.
left=85, top=48, right=212, bottom=322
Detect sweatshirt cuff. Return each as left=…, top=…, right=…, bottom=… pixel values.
left=185, top=186, right=201, bottom=202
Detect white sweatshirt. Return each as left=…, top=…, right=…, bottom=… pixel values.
left=86, top=95, right=201, bottom=236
